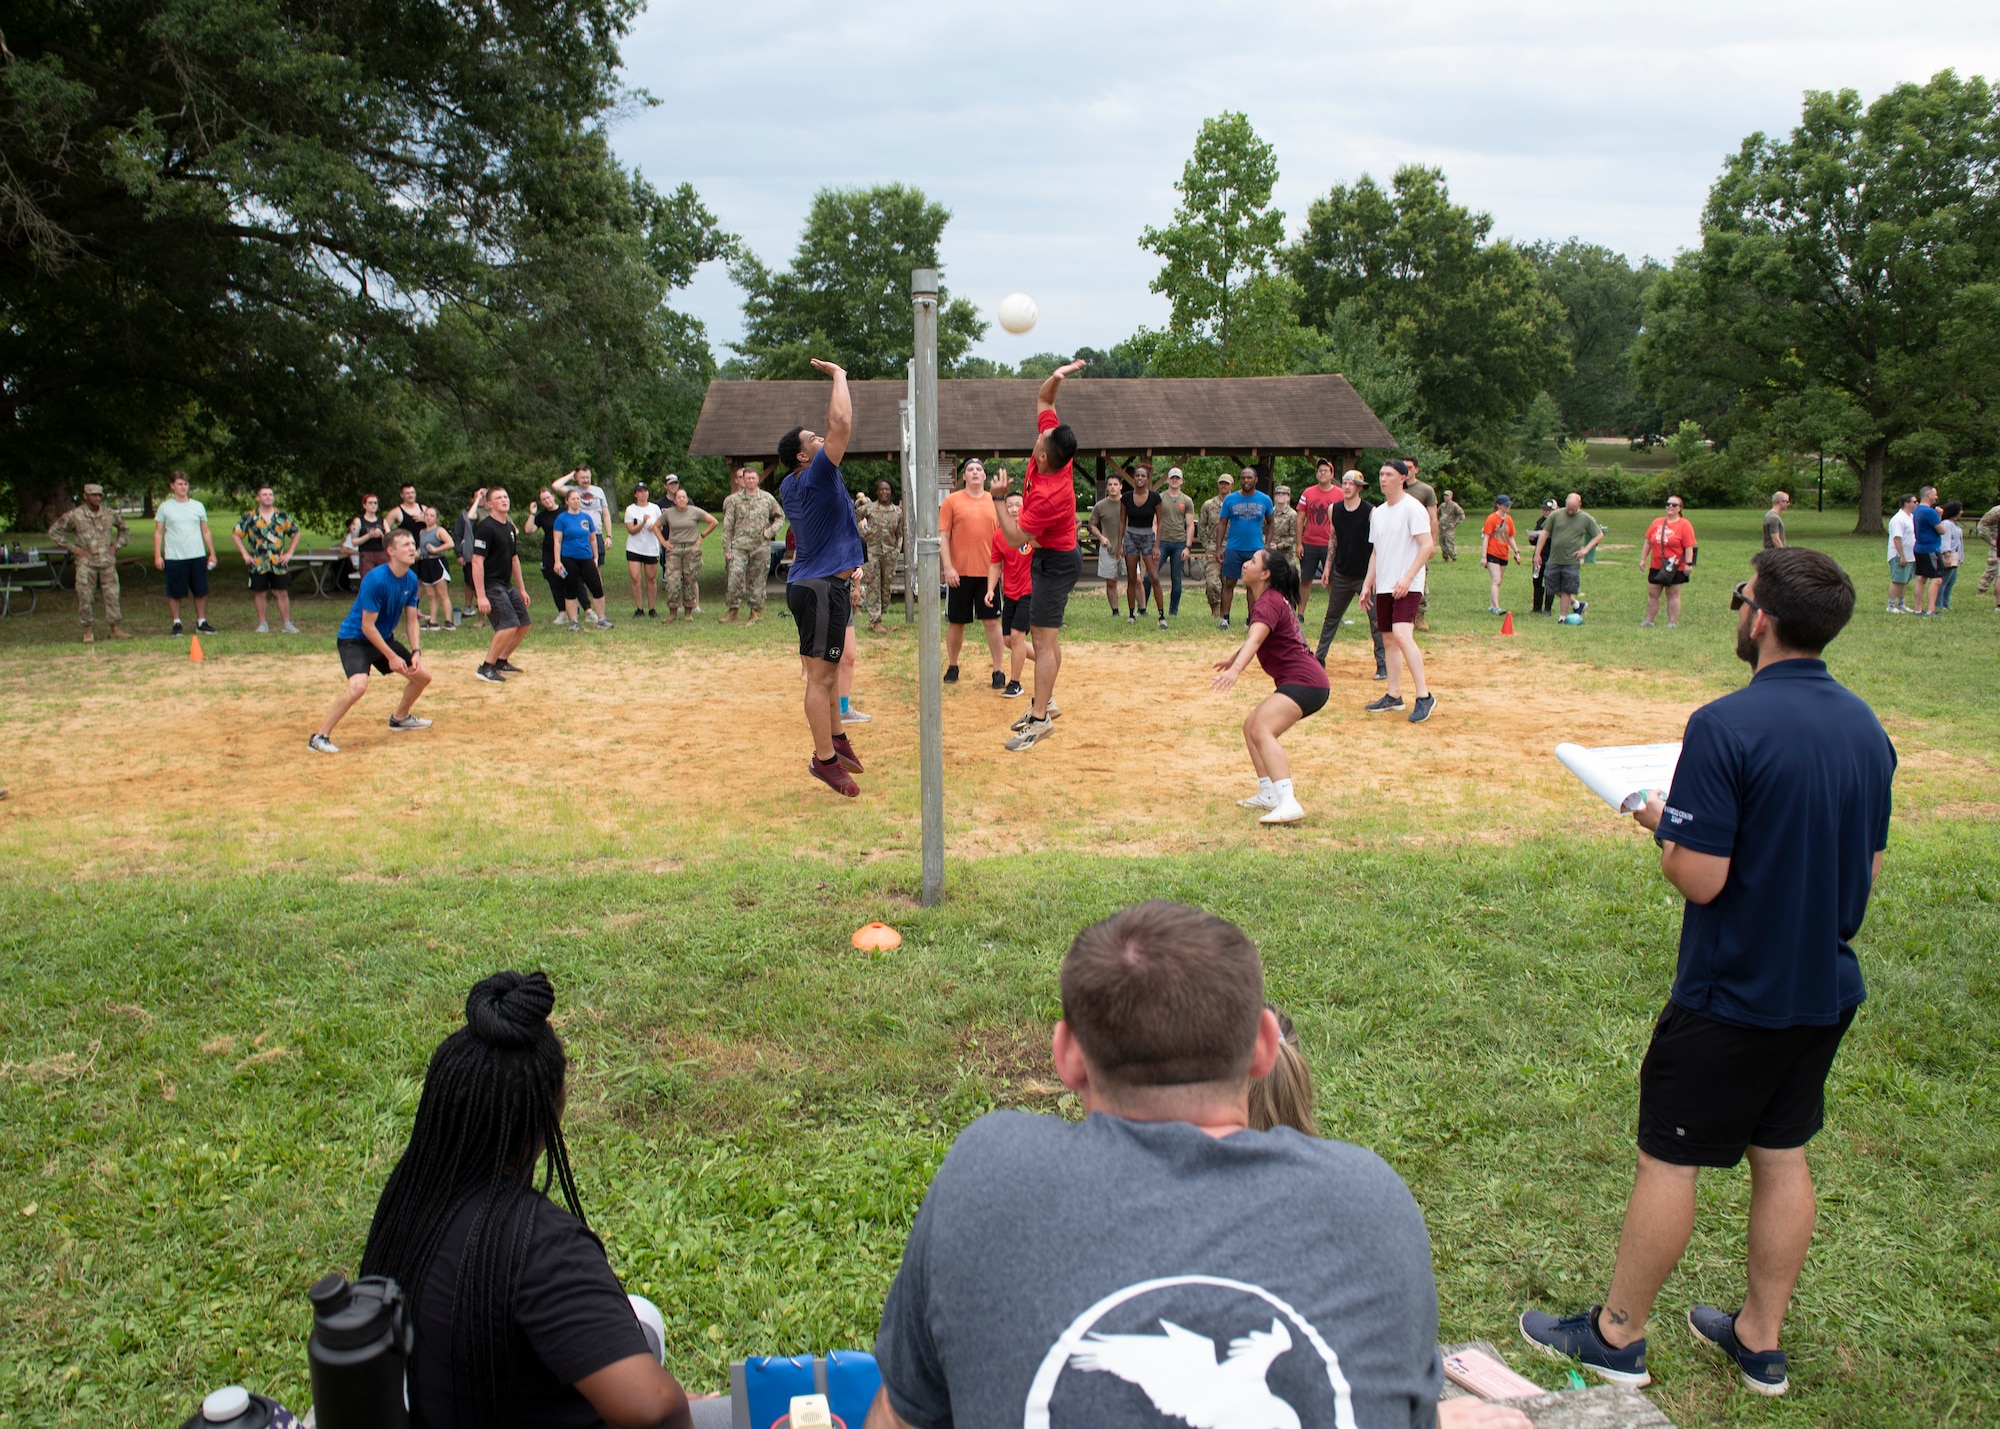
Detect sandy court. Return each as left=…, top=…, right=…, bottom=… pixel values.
left=0, top=629, right=1766, bottom=876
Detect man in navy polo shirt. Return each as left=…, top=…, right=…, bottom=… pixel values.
left=1522, top=547, right=1895, bottom=1399
left=778, top=358, right=867, bottom=797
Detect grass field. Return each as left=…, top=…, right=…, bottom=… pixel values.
left=2, top=507, right=1995, bottom=1426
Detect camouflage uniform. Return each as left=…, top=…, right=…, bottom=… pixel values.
left=48, top=501, right=129, bottom=632
left=857, top=498, right=905, bottom=624
left=1438, top=497, right=1465, bottom=560
left=1267, top=506, right=1299, bottom=560
left=1977, top=504, right=2000, bottom=597
left=1198, top=496, right=1225, bottom=615
left=722, top=488, right=782, bottom=614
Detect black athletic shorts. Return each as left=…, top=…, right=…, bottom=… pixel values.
left=484, top=583, right=528, bottom=631
left=1028, top=547, right=1081, bottom=630
left=164, top=556, right=210, bottom=599
left=947, top=573, right=997, bottom=624
left=1299, top=546, right=1330, bottom=586
left=415, top=556, right=447, bottom=585
left=1637, top=1001, right=1855, bottom=1168
left=787, top=576, right=850, bottom=662
left=1647, top=567, right=1690, bottom=586
left=626, top=550, right=659, bottom=566
left=337, top=634, right=412, bottom=679
left=1913, top=551, right=1943, bottom=579
left=1276, top=683, right=1329, bottom=717
left=999, top=592, right=1030, bottom=636
left=249, top=570, right=293, bottom=593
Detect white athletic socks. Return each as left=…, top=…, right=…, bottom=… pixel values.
left=1275, top=779, right=1293, bottom=799
left=1258, top=776, right=1275, bottom=799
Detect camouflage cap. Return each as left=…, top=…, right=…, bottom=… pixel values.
left=82, top=483, right=104, bottom=496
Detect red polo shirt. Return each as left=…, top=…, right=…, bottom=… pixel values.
left=1017, top=408, right=1078, bottom=551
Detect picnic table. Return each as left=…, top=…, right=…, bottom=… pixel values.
left=0, top=560, right=60, bottom=617
left=293, top=549, right=357, bottom=598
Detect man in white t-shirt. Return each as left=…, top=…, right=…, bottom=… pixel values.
left=623, top=481, right=665, bottom=617
left=1361, top=460, right=1436, bottom=723
left=1885, top=492, right=1916, bottom=613
left=151, top=469, right=219, bottom=635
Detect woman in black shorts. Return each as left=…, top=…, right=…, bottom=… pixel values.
left=414, top=507, right=455, bottom=628
left=1209, top=550, right=1330, bottom=825
left=523, top=488, right=567, bottom=624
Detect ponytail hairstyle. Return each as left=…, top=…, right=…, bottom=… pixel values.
left=1261, top=550, right=1301, bottom=610
left=1247, top=1007, right=1319, bottom=1137
left=360, top=971, right=582, bottom=1424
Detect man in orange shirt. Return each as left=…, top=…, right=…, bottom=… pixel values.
left=1643, top=496, right=1698, bottom=629
left=940, top=458, right=1006, bottom=688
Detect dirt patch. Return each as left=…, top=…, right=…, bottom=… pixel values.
left=0, top=631, right=1951, bottom=872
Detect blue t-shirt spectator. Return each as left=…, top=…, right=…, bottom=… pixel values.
left=553, top=510, right=598, bottom=562
left=782, top=448, right=866, bottom=582
left=337, top=564, right=420, bottom=641
left=1219, top=489, right=1273, bottom=552
left=1911, top=503, right=1942, bottom=554
left=1658, top=658, right=1896, bottom=1029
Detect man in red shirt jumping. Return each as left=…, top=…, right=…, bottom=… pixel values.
left=990, top=359, right=1086, bottom=750
left=1643, top=496, right=1698, bottom=629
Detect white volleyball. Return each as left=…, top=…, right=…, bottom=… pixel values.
left=997, top=293, right=1038, bottom=334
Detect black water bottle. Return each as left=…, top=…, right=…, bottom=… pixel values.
left=307, top=1272, right=412, bottom=1429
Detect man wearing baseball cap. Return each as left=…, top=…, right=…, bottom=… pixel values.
left=49, top=484, right=133, bottom=643
left=1156, top=467, right=1197, bottom=618
left=1198, top=472, right=1233, bottom=619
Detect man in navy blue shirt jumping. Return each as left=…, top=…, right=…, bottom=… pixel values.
left=778, top=359, right=868, bottom=797
left=1522, top=546, right=1895, bottom=1399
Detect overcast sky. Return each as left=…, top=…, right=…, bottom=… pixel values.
left=611, top=1, right=2000, bottom=363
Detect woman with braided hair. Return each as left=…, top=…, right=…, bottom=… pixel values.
left=360, top=971, right=708, bottom=1428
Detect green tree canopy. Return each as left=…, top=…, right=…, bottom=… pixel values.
left=1525, top=240, right=1662, bottom=436
left=730, top=185, right=985, bottom=380
left=1285, top=166, right=1570, bottom=470
left=1, top=0, right=712, bottom=522
left=1635, top=70, right=2000, bottom=531
left=1138, top=112, right=1298, bottom=376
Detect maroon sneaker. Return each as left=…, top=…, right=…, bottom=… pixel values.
left=831, top=733, right=864, bottom=774
left=809, top=756, right=859, bottom=797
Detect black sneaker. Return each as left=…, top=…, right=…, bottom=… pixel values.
left=476, top=663, right=505, bottom=683
left=1408, top=693, right=1436, bottom=723
left=171, top=619, right=184, bottom=636
left=1002, top=679, right=1024, bottom=698
left=634, top=606, right=644, bottom=618
left=943, top=665, right=960, bottom=684
left=1364, top=694, right=1405, bottom=713
left=647, top=608, right=657, bottom=617
left=1688, top=1305, right=1788, bottom=1396
left=496, top=659, right=523, bottom=674
left=991, top=670, right=1007, bottom=690
left=1520, top=1307, right=1650, bottom=1388
left=196, top=619, right=217, bottom=634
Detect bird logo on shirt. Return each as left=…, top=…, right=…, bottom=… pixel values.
left=1068, top=1318, right=1301, bottom=1429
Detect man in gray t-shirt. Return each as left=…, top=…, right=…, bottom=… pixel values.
left=868, top=902, right=1521, bottom=1429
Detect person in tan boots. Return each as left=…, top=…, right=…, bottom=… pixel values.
left=49, top=483, right=133, bottom=643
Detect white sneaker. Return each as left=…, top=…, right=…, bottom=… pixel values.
left=256, top=621, right=270, bottom=633
left=281, top=622, right=300, bottom=634
left=308, top=733, right=339, bottom=755
left=1004, top=715, right=1056, bottom=751
left=387, top=714, right=432, bottom=730
left=1009, top=698, right=1061, bottom=732
left=1259, top=795, right=1306, bottom=824
left=842, top=709, right=873, bottom=724
left=1238, top=791, right=1281, bottom=810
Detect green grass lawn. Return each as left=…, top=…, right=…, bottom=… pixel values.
left=1, top=506, right=1996, bottom=1426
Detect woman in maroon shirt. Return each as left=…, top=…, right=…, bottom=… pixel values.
left=1210, top=550, right=1330, bottom=825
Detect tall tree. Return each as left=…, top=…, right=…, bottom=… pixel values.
left=730, top=185, right=985, bottom=379
left=1139, top=112, right=1295, bottom=375
left=1634, top=71, right=2000, bottom=531
left=1, top=0, right=685, bottom=522
left=1526, top=240, right=1662, bottom=436
left=1285, top=166, right=1570, bottom=469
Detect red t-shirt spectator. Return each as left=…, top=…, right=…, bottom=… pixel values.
left=1298, top=485, right=1340, bottom=549
left=1017, top=409, right=1078, bottom=551
left=1644, top=515, right=1697, bottom=571
left=988, top=528, right=1032, bottom=600
left=1250, top=590, right=1331, bottom=690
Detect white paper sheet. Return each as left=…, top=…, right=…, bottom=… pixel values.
left=1555, top=741, right=1682, bottom=813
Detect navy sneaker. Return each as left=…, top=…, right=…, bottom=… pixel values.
left=1519, top=1306, right=1650, bottom=1387
left=1689, top=1305, right=1788, bottom=1396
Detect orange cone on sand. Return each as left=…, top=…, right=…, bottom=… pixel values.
left=189, top=633, right=206, bottom=662
left=1500, top=611, right=1515, bottom=636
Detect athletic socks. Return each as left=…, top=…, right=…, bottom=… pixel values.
left=839, top=696, right=851, bottom=716
left=1275, top=778, right=1293, bottom=800
left=1258, top=776, right=1275, bottom=801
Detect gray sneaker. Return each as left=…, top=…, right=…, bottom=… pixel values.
left=280, top=622, right=300, bottom=634
left=387, top=714, right=433, bottom=731
left=308, top=733, right=339, bottom=755
left=1010, top=699, right=1061, bottom=732
left=595, top=617, right=614, bottom=630
left=1408, top=693, right=1436, bottom=724
left=1004, top=715, right=1056, bottom=751
left=256, top=621, right=270, bottom=634
left=1364, top=694, right=1405, bottom=713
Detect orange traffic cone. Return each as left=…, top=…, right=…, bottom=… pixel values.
left=1500, top=611, right=1515, bottom=636
left=189, top=633, right=206, bottom=662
